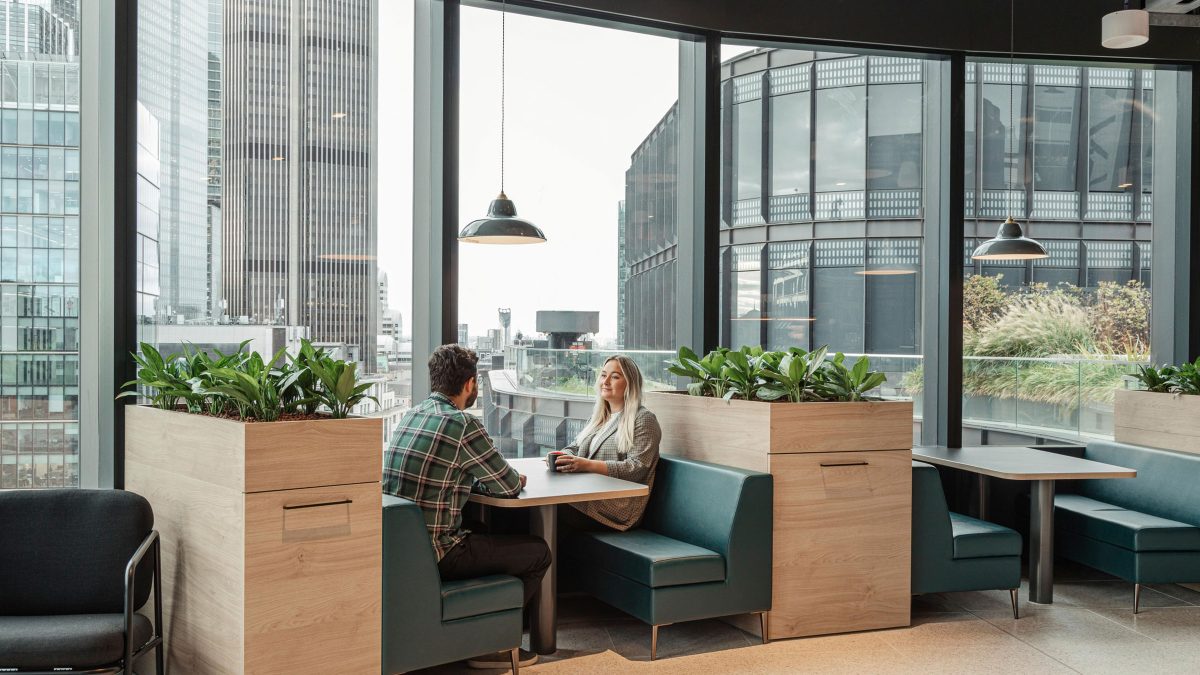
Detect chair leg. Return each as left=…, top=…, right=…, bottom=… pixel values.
left=1009, top=589, right=1019, bottom=620
left=759, top=611, right=770, bottom=644
left=651, top=624, right=659, bottom=661
left=510, top=646, right=520, bottom=675
left=1134, top=583, right=1142, bottom=614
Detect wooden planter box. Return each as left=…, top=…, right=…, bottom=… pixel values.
left=646, top=392, right=913, bottom=640
left=1114, top=389, right=1200, bottom=456
left=124, top=405, right=383, bottom=675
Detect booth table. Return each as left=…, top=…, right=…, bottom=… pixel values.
left=913, top=445, right=1135, bottom=604
left=469, top=457, right=649, bottom=654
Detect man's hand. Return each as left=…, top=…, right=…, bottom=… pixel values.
left=519, top=474, right=528, bottom=489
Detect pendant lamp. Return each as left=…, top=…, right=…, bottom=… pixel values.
left=459, top=1, right=546, bottom=245
left=1102, top=2, right=1149, bottom=50
left=972, top=0, right=1047, bottom=262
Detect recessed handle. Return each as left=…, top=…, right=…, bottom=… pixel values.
left=819, top=461, right=869, bottom=468
left=283, top=499, right=353, bottom=510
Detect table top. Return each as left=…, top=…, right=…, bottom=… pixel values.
left=913, top=445, right=1137, bottom=481
left=468, top=457, right=650, bottom=508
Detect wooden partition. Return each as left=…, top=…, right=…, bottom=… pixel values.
left=647, top=392, right=913, bottom=640
left=125, top=406, right=382, bottom=674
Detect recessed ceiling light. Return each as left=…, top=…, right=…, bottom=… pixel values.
left=1118, top=182, right=1133, bottom=189
left=331, top=112, right=347, bottom=119
left=271, top=156, right=285, bottom=161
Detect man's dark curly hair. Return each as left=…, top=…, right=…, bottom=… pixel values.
left=428, top=344, right=479, bottom=397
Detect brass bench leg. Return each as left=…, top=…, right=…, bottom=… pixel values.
left=510, top=646, right=520, bottom=674
left=760, top=612, right=770, bottom=644
left=1010, top=589, right=1019, bottom=620
left=651, top=624, right=659, bottom=661
left=1134, top=583, right=1142, bottom=614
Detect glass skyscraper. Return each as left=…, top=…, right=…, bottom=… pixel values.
left=138, top=0, right=213, bottom=323
left=0, top=0, right=81, bottom=488
left=221, top=0, right=376, bottom=369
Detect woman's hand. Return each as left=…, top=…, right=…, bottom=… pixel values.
left=554, top=454, right=605, bottom=474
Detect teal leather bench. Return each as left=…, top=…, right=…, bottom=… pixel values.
left=560, top=456, right=772, bottom=660
left=912, top=461, right=1022, bottom=617
left=1055, top=440, right=1200, bottom=613
left=382, top=496, right=523, bottom=674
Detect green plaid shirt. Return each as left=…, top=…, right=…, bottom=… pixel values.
left=383, top=392, right=522, bottom=560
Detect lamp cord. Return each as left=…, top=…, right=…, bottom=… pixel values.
left=1008, top=0, right=1015, bottom=218
left=500, top=0, right=506, bottom=194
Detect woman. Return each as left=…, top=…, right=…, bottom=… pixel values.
left=554, top=355, right=661, bottom=531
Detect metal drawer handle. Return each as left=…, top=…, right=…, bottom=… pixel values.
left=283, top=499, right=353, bottom=510
left=820, top=462, right=869, bottom=467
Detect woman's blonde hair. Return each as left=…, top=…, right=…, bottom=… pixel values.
left=574, top=355, right=643, bottom=455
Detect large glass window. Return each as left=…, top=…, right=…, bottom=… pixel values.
left=814, top=86, right=866, bottom=192
left=770, top=90, right=810, bottom=198
left=1, top=3, right=81, bottom=488
left=867, top=84, right=921, bottom=191
left=129, top=0, right=415, bottom=471
left=458, top=7, right=679, bottom=457
left=964, top=59, right=1169, bottom=442
left=1088, top=85, right=1135, bottom=192
left=981, top=75, right=1026, bottom=191
left=1033, top=75, right=1081, bottom=191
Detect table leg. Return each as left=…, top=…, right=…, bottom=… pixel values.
left=528, top=504, right=558, bottom=655
left=978, top=474, right=989, bottom=521
left=1029, top=480, right=1055, bottom=604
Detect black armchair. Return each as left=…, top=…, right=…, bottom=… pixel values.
left=0, top=489, right=163, bottom=674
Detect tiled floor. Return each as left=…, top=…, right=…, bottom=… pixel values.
left=416, top=562, right=1200, bottom=674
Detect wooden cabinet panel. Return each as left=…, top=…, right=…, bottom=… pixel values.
left=244, top=483, right=382, bottom=675
left=767, top=449, right=912, bottom=638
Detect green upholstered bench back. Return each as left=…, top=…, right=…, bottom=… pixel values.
left=1081, top=441, right=1200, bottom=528
left=382, top=496, right=444, bottom=629
left=641, top=456, right=770, bottom=558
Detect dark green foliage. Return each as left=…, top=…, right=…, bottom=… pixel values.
left=118, top=339, right=376, bottom=421
left=665, top=344, right=887, bottom=403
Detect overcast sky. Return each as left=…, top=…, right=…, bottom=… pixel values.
left=377, top=4, right=679, bottom=343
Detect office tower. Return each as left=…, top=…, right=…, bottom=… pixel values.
left=622, top=106, right=678, bottom=350
left=457, top=323, right=469, bottom=346
left=136, top=102, right=162, bottom=340
left=497, top=307, right=510, bottom=347
left=222, top=0, right=376, bottom=370
left=206, top=0, right=222, bottom=319
left=615, top=201, right=626, bottom=347
left=138, top=0, right=212, bottom=322
left=0, top=0, right=81, bottom=488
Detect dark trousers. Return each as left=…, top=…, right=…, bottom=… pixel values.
left=438, top=532, right=551, bottom=606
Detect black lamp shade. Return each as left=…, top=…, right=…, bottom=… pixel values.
left=971, top=217, right=1048, bottom=261
left=459, top=194, right=546, bottom=245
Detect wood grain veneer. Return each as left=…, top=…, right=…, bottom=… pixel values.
left=647, top=392, right=913, bottom=640
left=1114, top=389, right=1200, bottom=456
left=125, top=405, right=382, bottom=675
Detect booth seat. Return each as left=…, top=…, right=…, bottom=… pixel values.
left=911, top=461, right=1022, bottom=617
left=1055, top=441, right=1200, bottom=613
left=561, top=456, right=772, bottom=660
left=382, top=496, right=524, bottom=674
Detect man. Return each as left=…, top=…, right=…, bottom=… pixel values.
left=384, top=344, right=549, bottom=669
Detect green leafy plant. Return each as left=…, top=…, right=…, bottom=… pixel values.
left=758, top=346, right=829, bottom=402
left=667, top=344, right=890, bottom=404
left=1132, top=363, right=1179, bottom=394
left=666, top=346, right=730, bottom=398
left=814, top=353, right=888, bottom=402
left=117, top=343, right=193, bottom=410
left=203, top=348, right=300, bottom=422
left=119, top=340, right=376, bottom=421
left=1172, top=358, right=1200, bottom=396
left=306, top=355, right=378, bottom=419
left=720, top=346, right=768, bottom=401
